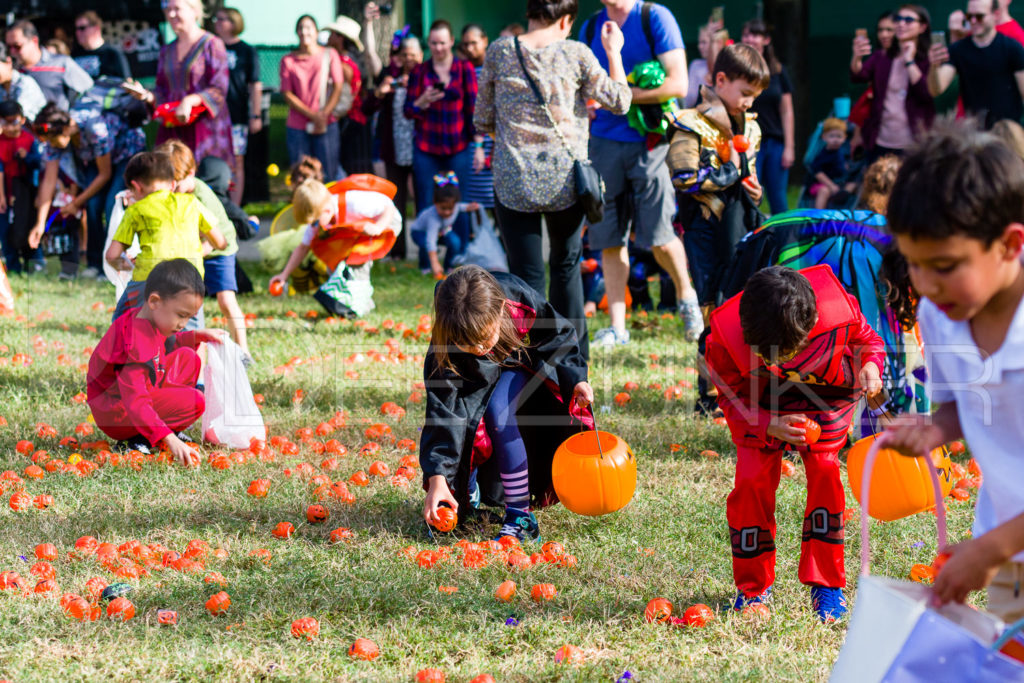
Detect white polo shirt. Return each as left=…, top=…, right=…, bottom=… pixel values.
left=919, top=295, right=1024, bottom=561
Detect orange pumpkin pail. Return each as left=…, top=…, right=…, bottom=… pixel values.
left=845, top=434, right=954, bottom=522
left=551, top=431, right=637, bottom=516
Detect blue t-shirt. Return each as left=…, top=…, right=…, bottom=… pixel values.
left=581, top=2, right=684, bottom=143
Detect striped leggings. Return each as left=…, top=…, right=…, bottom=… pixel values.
left=483, top=368, right=531, bottom=511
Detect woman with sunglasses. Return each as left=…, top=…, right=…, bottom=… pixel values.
left=851, top=4, right=935, bottom=163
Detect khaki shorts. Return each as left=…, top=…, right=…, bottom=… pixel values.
left=987, top=562, right=1024, bottom=623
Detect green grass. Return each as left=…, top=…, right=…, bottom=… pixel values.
left=0, top=262, right=977, bottom=682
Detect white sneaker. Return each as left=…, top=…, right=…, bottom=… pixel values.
left=592, top=327, right=630, bottom=348
left=81, top=266, right=100, bottom=279
left=678, top=295, right=705, bottom=342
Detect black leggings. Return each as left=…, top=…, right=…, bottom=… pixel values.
left=495, top=200, right=588, bottom=360
left=385, top=161, right=413, bottom=259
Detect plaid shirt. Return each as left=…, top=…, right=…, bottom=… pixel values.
left=404, top=58, right=477, bottom=156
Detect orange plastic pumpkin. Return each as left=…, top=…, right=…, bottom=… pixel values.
left=8, top=491, right=30, bottom=511
left=541, top=541, right=564, bottom=563
left=107, top=597, right=135, bottom=621
left=269, top=280, right=284, bottom=297
left=802, top=419, right=821, bottom=444
left=531, top=583, right=557, bottom=602
left=415, top=669, right=446, bottom=683
left=644, top=597, right=673, bottom=623
left=272, top=522, right=294, bottom=539
left=683, top=603, right=714, bottom=627
left=431, top=505, right=457, bottom=533
left=846, top=435, right=954, bottom=521
left=306, top=504, right=329, bottom=524
left=291, top=617, right=320, bottom=640
left=367, top=461, right=389, bottom=477
left=553, top=645, right=584, bottom=665
left=205, top=591, right=231, bottom=615
left=329, top=527, right=355, bottom=544
left=910, top=564, right=936, bottom=584
left=933, top=552, right=951, bottom=574
left=470, top=676, right=496, bottom=683
left=35, top=543, right=57, bottom=561
left=551, top=431, right=636, bottom=516
left=495, top=580, right=517, bottom=602
left=247, top=479, right=270, bottom=497
left=743, top=603, right=771, bottom=622
left=348, top=637, right=380, bottom=660
left=349, top=471, right=369, bottom=486
left=63, top=595, right=92, bottom=621
left=157, top=609, right=178, bottom=626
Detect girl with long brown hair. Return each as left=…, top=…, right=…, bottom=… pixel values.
left=421, top=265, right=593, bottom=541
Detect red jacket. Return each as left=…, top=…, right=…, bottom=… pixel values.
left=706, top=265, right=886, bottom=450
left=86, top=308, right=199, bottom=445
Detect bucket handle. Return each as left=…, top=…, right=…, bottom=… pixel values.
left=859, top=433, right=947, bottom=576
left=568, top=401, right=605, bottom=459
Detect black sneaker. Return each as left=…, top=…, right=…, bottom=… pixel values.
left=118, top=435, right=152, bottom=455
left=494, top=507, right=541, bottom=543
left=174, top=431, right=194, bottom=443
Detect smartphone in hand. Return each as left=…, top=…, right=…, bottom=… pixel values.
left=931, top=30, right=947, bottom=48
left=855, top=28, right=868, bottom=41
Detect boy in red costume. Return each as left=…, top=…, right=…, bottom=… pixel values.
left=706, top=265, right=885, bottom=622
left=87, top=258, right=224, bottom=465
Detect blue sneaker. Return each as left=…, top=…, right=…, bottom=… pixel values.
left=494, top=507, right=541, bottom=543
left=732, top=585, right=773, bottom=611
left=810, top=585, right=847, bottom=623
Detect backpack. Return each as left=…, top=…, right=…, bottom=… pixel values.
left=582, top=3, right=678, bottom=135
left=72, top=76, right=150, bottom=129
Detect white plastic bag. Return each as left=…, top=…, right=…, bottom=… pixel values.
left=202, top=339, right=264, bottom=448
left=453, top=209, right=508, bottom=272
left=103, top=190, right=141, bottom=302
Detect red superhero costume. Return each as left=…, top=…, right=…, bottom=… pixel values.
left=705, top=265, right=885, bottom=597
left=87, top=308, right=206, bottom=446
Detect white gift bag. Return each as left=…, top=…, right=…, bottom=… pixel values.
left=453, top=209, right=508, bottom=272
left=202, top=339, right=264, bottom=448
left=103, top=190, right=141, bottom=302
left=830, top=435, right=1024, bottom=682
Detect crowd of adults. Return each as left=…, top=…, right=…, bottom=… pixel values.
left=3, top=0, right=1024, bottom=347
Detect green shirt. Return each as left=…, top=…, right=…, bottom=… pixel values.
left=194, top=178, right=238, bottom=258
left=113, top=190, right=215, bottom=281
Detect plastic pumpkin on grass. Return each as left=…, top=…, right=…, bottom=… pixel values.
left=157, top=609, right=178, bottom=626
left=415, top=669, right=446, bottom=683
left=845, top=434, right=954, bottom=521
left=551, top=430, right=636, bottom=516
left=554, top=645, right=584, bottom=665
left=348, top=638, right=380, bottom=660
left=683, top=604, right=714, bottom=627
left=495, top=580, right=517, bottom=602
left=291, top=617, right=319, bottom=640
left=645, top=598, right=672, bottom=623
left=531, top=583, right=557, bottom=602
left=205, top=591, right=231, bottom=616
left=272, top=522, right=294, bottom=539
left=306, top=504, right=329, bottom=524
left=106, top=597, right=135, bottom=621
left=34, top=543, right=57, bottom=561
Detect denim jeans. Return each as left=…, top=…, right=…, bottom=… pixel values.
left=82, top=158, right=126, bottom=271
left=755, top=136, right=790, bottom=216
left=411, top=146, right=472, bottom=214
left=286, top=122, right=342, bottom=182
left=410, top=225, right=465, bottom=271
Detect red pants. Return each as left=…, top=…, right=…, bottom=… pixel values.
left=727, top=446, right=846, bottom=597
left=94, top=348, right=205, bottom=444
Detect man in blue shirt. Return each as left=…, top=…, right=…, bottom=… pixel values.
left=582, top=0, right=702, bottom=347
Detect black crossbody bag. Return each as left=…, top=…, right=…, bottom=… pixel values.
left=513, top=36, right=605, bottom=223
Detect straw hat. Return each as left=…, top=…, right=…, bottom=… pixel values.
left=322, top=15, right=363, bottom=52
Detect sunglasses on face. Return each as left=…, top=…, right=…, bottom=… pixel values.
left=6, top=43, right=24, bottom=52
left=966, top=12, right=988, bottom=22
left=75, top=24, right=93, bottom=31
left=894, top=15, right=919, bottom=23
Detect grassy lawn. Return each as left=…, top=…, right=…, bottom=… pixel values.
left=0, top=262, right=977, bottom=682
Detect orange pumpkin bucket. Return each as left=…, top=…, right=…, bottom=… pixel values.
left=845, top=434, right=954, bottom=522
left=551, top=430, right=636, bottom=516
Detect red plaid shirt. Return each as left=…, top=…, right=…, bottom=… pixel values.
left=404, top=58, right=477, bottom=156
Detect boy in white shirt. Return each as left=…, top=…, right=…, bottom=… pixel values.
left=886, top=120, right=1024, bottom=622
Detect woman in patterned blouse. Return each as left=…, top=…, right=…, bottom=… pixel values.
left=475, top=0, right=631, bottom=360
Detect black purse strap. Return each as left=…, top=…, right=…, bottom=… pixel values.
left=513, top=36, right=578, bottom=162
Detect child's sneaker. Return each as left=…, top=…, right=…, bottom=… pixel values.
left=732, top=585, right=773, bottom=611
left=593, top=327, right=630, bottom=348
left=118, top=435, right=152, bottom=455
left=810, top=585, right=847, bottom=623
left=494, top=507, right=540, bottom=543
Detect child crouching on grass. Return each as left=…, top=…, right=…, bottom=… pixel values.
left=87, top=259, right=225, bottom=464
left=420, top=265, right=594, bottom=541
left=885, top=121, right=1024, bottom=623
left=706, top=265, right=884, bottom=622
left=270, top=177, right=401, bottom=318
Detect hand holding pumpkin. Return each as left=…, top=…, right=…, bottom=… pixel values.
left=766, top=414, right=810, bottom=446
left=165, top=434, right=200, bottom=468
left=931, top=536, right=1005, bottom=607
left=423, top=475, right=458, bottom=525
